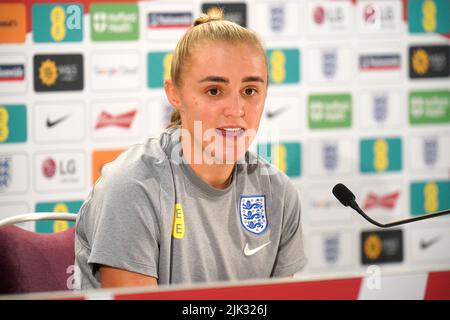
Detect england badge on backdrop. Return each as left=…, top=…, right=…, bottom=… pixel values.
left=239, top=195, right=268, bottom=234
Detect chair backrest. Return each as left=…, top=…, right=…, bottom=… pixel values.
left=0, top=213, right=77, bottom=294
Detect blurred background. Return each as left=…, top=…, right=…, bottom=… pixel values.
left=0, top=0, right=449, bottom=284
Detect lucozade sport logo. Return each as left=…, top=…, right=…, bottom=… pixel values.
left=0, top=4, right=26, bottom=43
left=91, top=149, right=124, bottom=184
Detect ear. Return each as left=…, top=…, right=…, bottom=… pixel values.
left=164, top=79, right=183, bottom=111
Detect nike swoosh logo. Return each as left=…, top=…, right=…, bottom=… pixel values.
left=244, top=241, right=271, bottom=256
left=46, top=114, right=70, bottom=128
left=420, top=236, right=441, bottom=250
left=265, top=105, right=288, bottom=119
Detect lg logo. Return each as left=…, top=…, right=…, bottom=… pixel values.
left=42, top=157, right=77, bottom=179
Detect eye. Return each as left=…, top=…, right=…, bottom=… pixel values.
left=207, top=88, right=221, bottom=96
left=243, top=88, right=257, bottom=96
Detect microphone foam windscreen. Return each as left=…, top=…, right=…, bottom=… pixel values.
left=332, top=183, right=355, bottom=207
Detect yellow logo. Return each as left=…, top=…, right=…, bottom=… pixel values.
left=50, top=6, right=67, bottom=41
left=39, top=59, right=59, bottom=86
left=424, top=182, right=438, bottom=213
left=412, top=49, right=429, bottom=75
left=270, top=50, right=286, bottom=84
left=172, top=203, right=185, bottom=239
left=163, top=52, right=173, bottom=81
left=422, top=0, right=437, bottom=33
left=0, top=106, right=10, bottom=142
left=364, top=234, right=382, bottom=260
left=272, top=144, right=287, bottom=173
left=53, top=202, right=70, bottom=233
left=373, top=139, right=388, bottom=172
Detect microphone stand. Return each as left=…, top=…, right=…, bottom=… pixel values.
left=348, top=200, right=450, bottom=228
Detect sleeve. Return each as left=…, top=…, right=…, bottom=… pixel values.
left=271, top=179, right=307, bottom=277
left=84, top=175, right=161, bottom=280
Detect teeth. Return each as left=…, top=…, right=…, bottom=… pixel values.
left=222, top=128, right=242, bottom=132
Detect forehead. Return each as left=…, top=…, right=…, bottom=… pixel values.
left=186, top=41, right=267, bottom=78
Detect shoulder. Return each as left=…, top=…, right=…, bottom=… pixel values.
left=99, top=133, right=170, bottom=185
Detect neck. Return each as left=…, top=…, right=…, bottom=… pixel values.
left=188, top=162, right=235, bottom=189
left=180, top=134, right=235, bottom=190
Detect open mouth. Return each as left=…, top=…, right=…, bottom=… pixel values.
left=215, top=127, right=245, bottom=138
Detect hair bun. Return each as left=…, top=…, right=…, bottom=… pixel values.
left=194, top=6, right=224, bottom=26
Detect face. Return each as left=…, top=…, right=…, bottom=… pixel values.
left=166, top=41, right=268, bottom=164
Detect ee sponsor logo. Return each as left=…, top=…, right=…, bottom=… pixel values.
left=257, top=142, right=301, bottom=178
left=147, top=51, right=173, bottom=88
left=410, top=181, right=450, bottom=216
left=408, top=0, right=450, bottom=34
left=360, top=138, right=402, bottom=174
left=0, top=105, right=27, bottom=144
left=267, top=49, right=300, bottom=85
left=35, top=201, right=82, bottom=233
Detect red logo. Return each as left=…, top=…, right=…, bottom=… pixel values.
left=95, top=110, right=137, bottom=129
left=313, top=6, right=325, bottom=25
left=42, top=158, right=56, bottom=178
left=364, top=191, right=400, bottom=210
left=364, top=4, right=377, bottom=24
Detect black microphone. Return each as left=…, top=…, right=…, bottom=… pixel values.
left=332, top=183, right=450, bottom=228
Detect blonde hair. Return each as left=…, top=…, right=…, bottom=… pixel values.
left=166, top=7, right=267, bottom=129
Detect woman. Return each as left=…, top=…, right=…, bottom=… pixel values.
left=74, top=9, right=306, bottom=289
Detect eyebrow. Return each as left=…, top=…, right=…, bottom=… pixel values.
left=198, top=76, right=266, bottom=84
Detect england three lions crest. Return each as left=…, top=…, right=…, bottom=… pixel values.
left=239, top=195, right=268, bottom=234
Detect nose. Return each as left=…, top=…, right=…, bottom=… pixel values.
left=223, top=92, right=245, bottom=118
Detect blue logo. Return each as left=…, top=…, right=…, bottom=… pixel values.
left=239, top=195, right=268, bottom=234
left=324, top=234, right=340, bottom=264
left=423, top=137, right=438, bottom=166
left=323, top=143, right=338, bottom=171
left=322, top=50, right=337, bottom=79
left=0, top=156, right=12, bottom=190
left=270, top=4, right=285, bottom=33
left=373, top=94, right=388, bottom=123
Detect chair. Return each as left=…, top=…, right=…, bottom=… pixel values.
left=0, top=213, right=77, bottom=295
